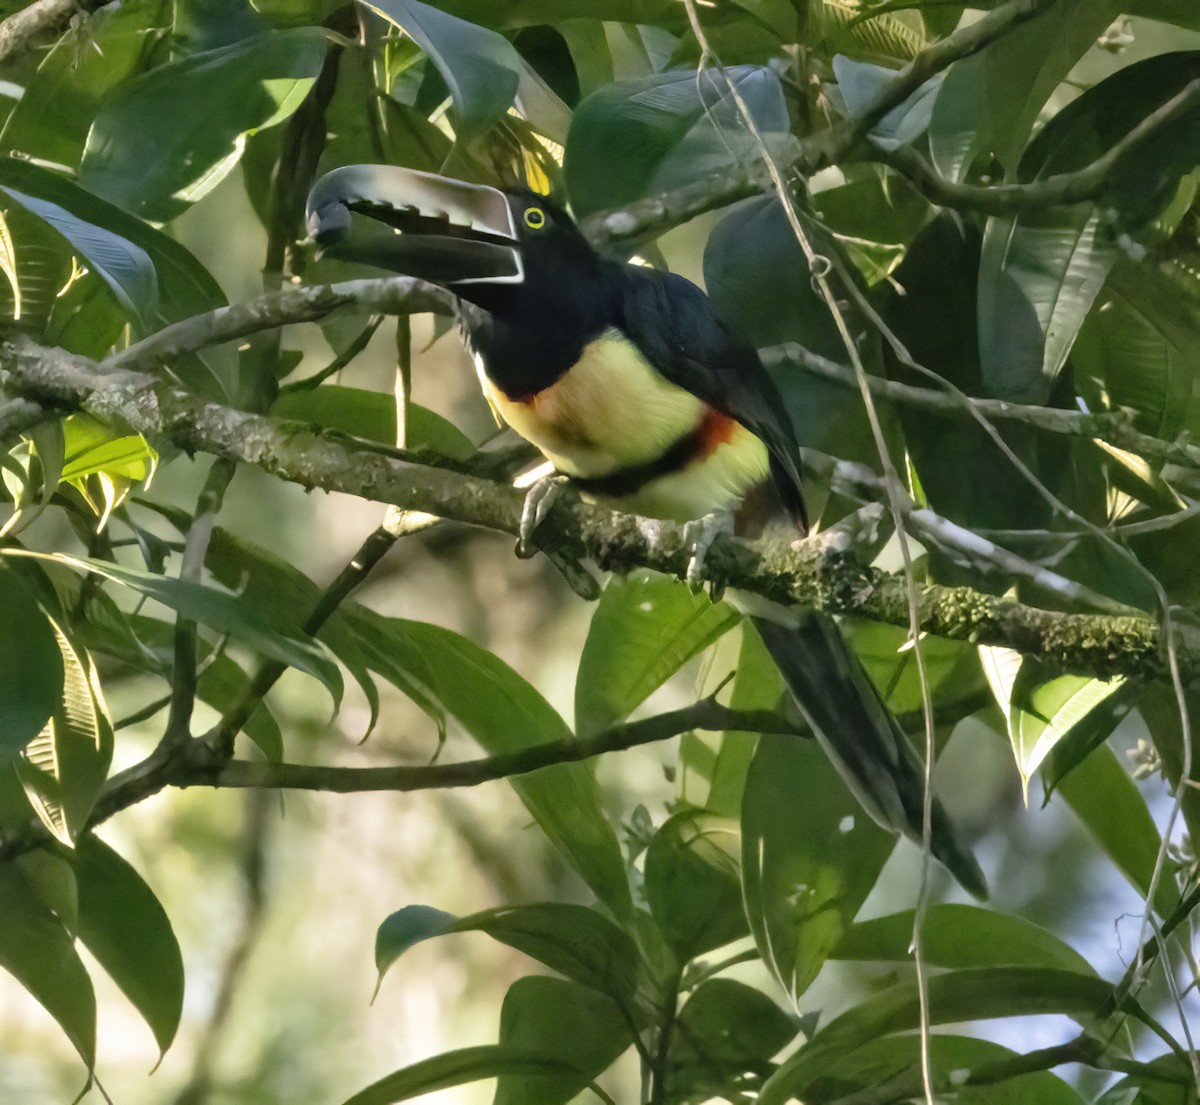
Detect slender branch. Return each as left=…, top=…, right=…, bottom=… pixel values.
left=206, top=702, right=801, bottom=795
left=0, top=335, right=1182, bottom=682
left=764, top=343, right=1200, bottom=471
left=876, top=79, right=1200, bottom=217
left=103, top=278, right=456, bottom=375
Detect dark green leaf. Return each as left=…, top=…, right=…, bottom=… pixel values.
left=565, top=65, right=788, bottom=217
left=0, top=184, right=158, bottom=329
left=16, top=623, right=112, bottom=844
left=341, top=1045, right=584, bottom=1105
left=667, top=979, right=796, bottom=1104
left=74, top=836, right=184, bottom=1057
left=494, top=976, right=630, bottom=1105
left=792, top=1033, right=1085, bottom=1105
left=645, top=809, right=746, bottom=961
left=761, top=967, right=1117, bottom=1105
left=0, top=565, right=63, bottom=761
left=0, top=864, right=96, bottom=1069
left=830, top=56, right=941, bottom=150
left=1055, top=742, right=1177, bottom=916
left=2, top=549, right=343, bottom=703
left=928, top=0, right=1121, bottom=182
left=741, top=729, right=894, bottom=998
left=362, top=0, right=520, bottom=136
left=377, top=902, right=639, bottom=1009
left=79, top=28, right=331, bottom=221
left=1096, top=1052, right=1194, bottom=1105
left=575, top=571, right=739, bottom=737
left=833, top=904, right=1094, bottom=974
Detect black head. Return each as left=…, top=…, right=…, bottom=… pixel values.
left=306, top=166, right=618, bottom=392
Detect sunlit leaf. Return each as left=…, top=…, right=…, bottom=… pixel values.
left=74, top=836, right=184, bottom=1057
left=0, top=565, right=63, bottom=762
left=575, top=571, right=739, bottom=737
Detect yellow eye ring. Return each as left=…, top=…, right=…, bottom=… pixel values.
left=524, top=207, right=546, bottom=230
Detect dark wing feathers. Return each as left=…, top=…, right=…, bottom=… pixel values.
left=618, top=266, right=807, bottom=529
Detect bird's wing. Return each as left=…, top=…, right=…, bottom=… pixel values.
left=618, top=266, right=808, bottom=529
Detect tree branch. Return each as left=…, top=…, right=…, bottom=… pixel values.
left=0, top=0, right=106, bottom=66
left=764, top=343, right=1200, bottom=471
left=204, top=701, right=801, bottom=795
left=0, top=334, right=1183, bottom=682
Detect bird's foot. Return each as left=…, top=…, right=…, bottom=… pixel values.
left=516, top=472, right=569, bottom=559
left=681, top=512, right=734, bottom=598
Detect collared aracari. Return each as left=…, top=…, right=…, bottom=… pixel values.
left=305, top=165, right=987, bottom=899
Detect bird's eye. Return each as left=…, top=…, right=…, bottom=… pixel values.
left=524, top=207, right=546, bottom=230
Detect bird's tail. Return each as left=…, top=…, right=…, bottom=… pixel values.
left=753, top=614, right=987, bottom=900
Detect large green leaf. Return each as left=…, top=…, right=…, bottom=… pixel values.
left=741, top=730, right=894, bottom=998
left=565, top=65, right=788, bottom=217
left=79, top=27, right=330, bottom=221
left=341, top=1045, right=585, bottom=1105
left=0, top=565, right=63, bottom=762
left=928, top=0, right=1121, bottom=183
left=0, top=185, right=157, bottom=329
left=1055, top=743, right=1177, bottom=917
left=761, top=967, right=1118, bottom=1105
left=493, top=976, right=630, bottom=1105
left=833, top=904, right=1094, bottom=974
left=785, top=1033, right=1086, bottom=1105
left=0, top=158, right=233, bottom=393
left=0, top=864, right=96, bottom=1070
left=980, top=645, right=1128, bottom=796
left=74, top=836, right=184, bottom=1057
left=16, top=622, right=112, bottom=846
left=377, top=620, right=632, bottom=917
left=362, top=0, right=520, bottom=136
left=375, top=902, right=639, bottom=1010
left=666, top=979, right=796, bottom=1104
left=575, top=571, right=739, bottom=737
left=0, top=0, right=171, bottom=167
left=645, top=810, right=746, bottom=962
left=1, top=550, right=343, bottom=702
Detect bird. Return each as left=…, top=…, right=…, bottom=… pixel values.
left=305, top=165, right=987, bottom=899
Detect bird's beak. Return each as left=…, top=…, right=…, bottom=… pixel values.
left=305, top=165, right=524, bottom=285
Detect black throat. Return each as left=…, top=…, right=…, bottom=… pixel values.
left=455, top=240, right=622, bottom=399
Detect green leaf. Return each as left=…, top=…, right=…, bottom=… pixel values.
left=565, top=65, right=788, bottom=217
left=0, top=565, right=63, bottom=761
left=0, top=208, right=19, bottom=318
left=494, top=976, right=630, bottom=1105
left=362, top=0, right=520, bottom=137
left=197, top=654, right=285, bottom=761
left=271, top=387, right=476, bottom=459
left=74, top=836, right=184, bottom=1057
left=0, top=0, right=170, bottom=167
left=830, top=56, right=941, bottom=151
left=0, top=158, right=234, bottom=394
left=59, top=415, right=157, bottom=485
left=341, top=1045, right=584, bottom=1105
left=0, top=864, right=96, bottom=1069
left=79, top=27, right=331, bottom=221
left=645, top=809, right=746, bottom=961
left=1, top=549, right=343, bottom=703
left=790, top=1033, right=1086, bottom=1105
left=1055, top=742, right=1177, bottom=916
left=1096, top=1052, right=1195, bottom=1105
left=0, top=183, right=158, bottom=329
left=575, top=571, right=740, bottom=737
left=928, top=0, right=1121, bottom=183
left=981, top=645, right=1128, bottom=797
left=376, top=902, right=640, bottom=1011
left=374, top=620, right=632, bottom=917
left=16, top=622, right=112, bottom=845
left=667, top=979, right=796, bottom=1104
left=833, top=904, right=1095, bottom=974
left=741, top=730, right=894, bottom=999
left=761, top=967, right=1118, bottom=1105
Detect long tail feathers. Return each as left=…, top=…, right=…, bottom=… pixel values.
left=753, top=615, right=988, bottom=900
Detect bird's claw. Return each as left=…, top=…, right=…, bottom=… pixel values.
left=682, top=512, right=733, bottom=597
left=516, top=473, right=568, bottom=559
